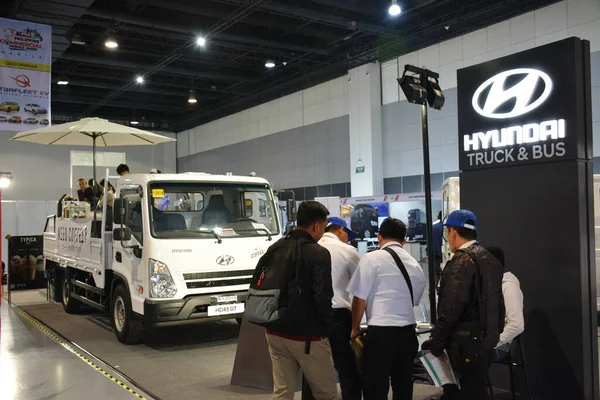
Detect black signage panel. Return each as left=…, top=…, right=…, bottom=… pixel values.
left=458, top=37, right=597, bottom=400
left=8, top=235, right=46, bottom=291
left=458, top=37, right=591, bottom=171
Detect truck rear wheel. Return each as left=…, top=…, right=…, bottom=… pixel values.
left=62, top=276, right=81, bottom=314
left=112, top=285, right=142, bottom=344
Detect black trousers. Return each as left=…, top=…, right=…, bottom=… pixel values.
left=302, top=308, right=362, bottom=400
left=441, top=350, right=493, bottom=400
left=362, top=325, right=417, bottom=400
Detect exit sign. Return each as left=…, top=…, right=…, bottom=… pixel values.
left=355, top=166, right=365, bottom=173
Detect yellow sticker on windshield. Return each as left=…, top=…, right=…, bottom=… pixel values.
left=152, top=189, right=165, bottom=198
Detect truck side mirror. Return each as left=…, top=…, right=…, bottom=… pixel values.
left=286, top=199, right=296, bottom=223
left=113, top=198, right=128, bottom=225
left=113, top=227, right=132, bottom=241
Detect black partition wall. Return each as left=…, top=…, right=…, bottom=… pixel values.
left=457, top=38, right=597, bottom=400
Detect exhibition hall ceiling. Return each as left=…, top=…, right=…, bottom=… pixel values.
left=1, top=0, right=561, bottom=131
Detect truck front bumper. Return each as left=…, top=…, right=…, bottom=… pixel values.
left=142, top=291, right=248, bottom=326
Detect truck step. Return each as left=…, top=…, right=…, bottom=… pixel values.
left=72, top=293, right=106, bottom=312
left=71, top=279, right=105, bottom=296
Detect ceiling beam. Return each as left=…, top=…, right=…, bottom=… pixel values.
left=143, top=0, right=342, bottom=41
left=209, top=0, right=403, bottom=37
left=52, top=68, right=242, bottom=94
left=51, top=77, right=221, bottom=99
left=305, top=0, right=382, bottom=17
left=60, top=53, right=261, bottom=82
left=52, top=96, right=189, bottom=113
left=84, top=7, right=331, bottom=56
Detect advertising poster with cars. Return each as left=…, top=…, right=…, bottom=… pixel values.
left=8, top=235, right=46, bottom=291
left=0, top=17, right=51, bottom=132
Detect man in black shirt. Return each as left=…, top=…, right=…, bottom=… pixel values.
left=263, top=201, right=337, bottom=400
left=428, top=210, right=504, bottom=400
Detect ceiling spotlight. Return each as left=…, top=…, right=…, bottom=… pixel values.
left=282, top=61, right=288, bottom=66
left=136, top=75, right=144, bottom=84
left=130, top=120, right=139, bottom=125
left=265, top=60, right=276, bottom=68
left=57, top=76, right=69, bottom=85
left=104, top=34, right=118, bottom=49
left=196, top=36, right=206, bottom=47
left=445, top=26, right=450, bottom=30
left=188, top=89, right=197, bottom=104
left=71, top=34, right=86, bottom=46
left=389, top=0, right=402, bottom=16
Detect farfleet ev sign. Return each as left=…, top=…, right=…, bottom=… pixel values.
left=457, top=38, right=587, bottom=171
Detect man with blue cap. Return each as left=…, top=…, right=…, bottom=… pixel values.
left=303, top=216, right=362, bottom=400
left=428, top=210, right=504, bottom=400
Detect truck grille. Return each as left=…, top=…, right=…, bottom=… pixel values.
left=183, top=269, right=254, bottom=280
left=186, top=277, right=252, bottom=289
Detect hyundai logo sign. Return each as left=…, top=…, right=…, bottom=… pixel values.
left=472, top=68, right=553, bottom=119
left=216, top=255, right=235, bottom=266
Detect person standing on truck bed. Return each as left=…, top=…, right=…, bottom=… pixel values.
left=76, top=178, right=87, bottom=201
left=257, top=201, right=338, bottom=400
left=116, top=164, right=130, bottom=176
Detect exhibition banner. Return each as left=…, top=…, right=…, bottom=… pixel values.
left=8, top=235, right=46, bottom=291
left=0, top=17, right=51, bottom=132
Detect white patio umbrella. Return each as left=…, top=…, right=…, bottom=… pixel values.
left=10, top=117, right=176, bottom=183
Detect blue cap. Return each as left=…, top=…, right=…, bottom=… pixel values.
left=444, top=210, right=478, bottom=231
left=327, top=217, right=356, bottom=241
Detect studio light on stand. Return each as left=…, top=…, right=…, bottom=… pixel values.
left=398, top=65, right=445, bottom=324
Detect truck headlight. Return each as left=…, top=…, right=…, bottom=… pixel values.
left=149, top=259, right=177, bottom=299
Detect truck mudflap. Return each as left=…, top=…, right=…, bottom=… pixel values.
left=142, top=291, right=248, bottom=325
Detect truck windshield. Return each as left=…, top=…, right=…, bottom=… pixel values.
left=148, top=182, right=280, bottom=239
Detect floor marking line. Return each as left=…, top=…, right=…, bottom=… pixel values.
left=16, top=309, right=149, bottom=400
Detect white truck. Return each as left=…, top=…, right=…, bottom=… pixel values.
left=44, top=172, right=282, bottom=344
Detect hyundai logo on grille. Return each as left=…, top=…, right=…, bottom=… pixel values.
left=216, top=255, right=235, bottom=266
left=472, top=68, right=553, bottom=120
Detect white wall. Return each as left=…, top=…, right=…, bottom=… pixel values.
left=381, top=0, right=600, bottom=178
left=383, top=0, right=600, bottom=103
left=0, top=130, right=177, bottom=201
left=177, top=76, right=349, bottom=157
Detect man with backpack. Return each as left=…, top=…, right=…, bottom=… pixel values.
left=428, top=210, right=504, bottom=400
left=246, top=201, right=337, bottom=400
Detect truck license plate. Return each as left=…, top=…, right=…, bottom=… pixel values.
left=208, top=303, right=244, bottom=317
left=217, top=295, right=237, bottom=303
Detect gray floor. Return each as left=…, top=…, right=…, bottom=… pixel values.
left=2, top=289, right=443, bottom=400
left=0, top=297, right=142, bottom=400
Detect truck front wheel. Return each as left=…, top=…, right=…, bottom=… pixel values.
left=112, top=285, right=142, bottom=344
left=62, top=276, right=81, bottom=314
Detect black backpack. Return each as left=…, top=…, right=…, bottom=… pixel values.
left=245, top=235, right=308, bottom=331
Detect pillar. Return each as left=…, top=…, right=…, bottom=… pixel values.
left=348, top=62, right=384, bottom=197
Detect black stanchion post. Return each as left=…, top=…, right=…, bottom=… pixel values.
left=420, top=102, right=436, bottom=324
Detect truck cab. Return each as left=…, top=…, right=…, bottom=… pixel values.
left=44, top=172, right=281, bottom=344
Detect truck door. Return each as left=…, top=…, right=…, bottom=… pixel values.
left=113, top=190, right=145, bottom=315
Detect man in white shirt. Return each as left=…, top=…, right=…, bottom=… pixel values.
left=303, top=217, right=361, bottom=400
left=347, top=218, right=426, bottom=400
left=487, top=247, right=525, bottom=355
